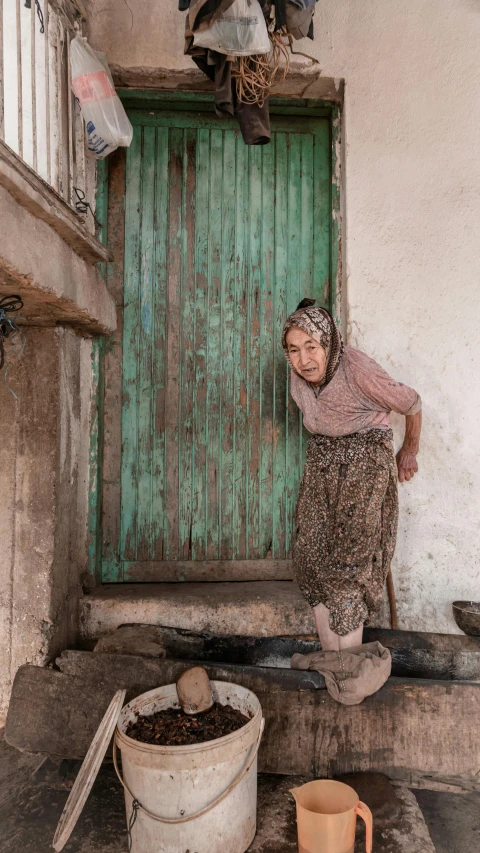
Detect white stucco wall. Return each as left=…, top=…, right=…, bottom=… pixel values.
left=88, top=0, right=480, bottom=633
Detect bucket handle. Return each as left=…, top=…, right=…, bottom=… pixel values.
left=113, top=717, right=265, bottom=825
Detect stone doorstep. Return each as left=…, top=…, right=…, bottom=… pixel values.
left=80, top=581, right=317, bottom=642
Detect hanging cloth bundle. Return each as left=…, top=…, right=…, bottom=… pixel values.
left=193, top=0, right=271, bottom=55
left=181, top=0, right=318, bottom=143
left=0, top=295, right=24, bottom=371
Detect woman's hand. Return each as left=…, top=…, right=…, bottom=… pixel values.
left=396, top=447, right=418, bottom=482
left=397, top=410, right=422, bottom=482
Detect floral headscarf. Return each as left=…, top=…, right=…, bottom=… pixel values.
left=282, top=299, right=344, bottom=387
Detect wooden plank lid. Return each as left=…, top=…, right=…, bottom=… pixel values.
left=52, top=689, right=126, bottom=851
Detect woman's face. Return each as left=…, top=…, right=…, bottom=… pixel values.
left=286, top=326, right=327, bottom=385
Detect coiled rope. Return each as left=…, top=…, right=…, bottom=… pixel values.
left=234, top=30, right=291, bottom=107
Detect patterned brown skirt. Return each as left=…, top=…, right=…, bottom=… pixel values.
left=293, top=429, right=398, bottom=635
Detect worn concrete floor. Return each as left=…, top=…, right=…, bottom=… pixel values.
left=0, top=731, right=476, bottom=853
left=414, top=788, right=480, bottom=853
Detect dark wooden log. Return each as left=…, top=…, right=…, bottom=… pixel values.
left=136, top=625, right=480, bottom=681
left=6, top=653, right=480, bottom=792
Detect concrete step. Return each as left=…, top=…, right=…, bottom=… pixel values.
left=80, top=581, right=316, bottom=642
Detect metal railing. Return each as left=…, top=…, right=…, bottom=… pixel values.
left=0, top=0, right=95, bottom=222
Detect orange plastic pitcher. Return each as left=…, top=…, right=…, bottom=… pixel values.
left=290, top=779, right=373, bottom=853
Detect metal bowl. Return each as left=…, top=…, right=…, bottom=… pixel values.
left=452, top=601, right=480, bottom=636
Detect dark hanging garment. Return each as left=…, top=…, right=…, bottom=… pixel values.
left=235, top=97, right=271, bottom=145
left=214, top=57, right=235, bottom=117
left=185, top=1, right=271, bottom=145
left=273, top=0, right=287, bottom=30
left=192, top=52, right=235, bottom=118
left=193, top=52, right=270, bottom=144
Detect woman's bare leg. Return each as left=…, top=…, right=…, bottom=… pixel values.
left=313, top=603, right=340, bottom=650
left=339, top=623, right=363, bottom=649
left=313, top=602, right=364, bottom=650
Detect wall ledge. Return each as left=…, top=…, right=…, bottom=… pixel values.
left=0, top=183, right=116, bottom=335
left=110, top=61, right=344, bottom=104
left=0, top=141, right=111, bottom=266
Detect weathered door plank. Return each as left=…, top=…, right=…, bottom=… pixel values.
left=219, top=131, right=236, bottom=558
left=164, top=127, right=183, bottom=558
left=151, top=126, right=169, bottom=561
left=178, top=128, right=197, bottom=560
left=247, top=146, right=262, bottom=557
left=260, top=142, right=275, bottom=557
left=119, top=126, right=142, bottom=570
left=206, top=130, right=223, bottom=558
left=233, top=136, right=249, bottom=559
left=272, top=133, right=289, bottom=557
left=191, top=127, right=209, bottom=560
left=137, top=126, right=156, bottom=561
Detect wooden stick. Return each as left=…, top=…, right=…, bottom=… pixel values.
left=387, top=569, right=399, bottom=630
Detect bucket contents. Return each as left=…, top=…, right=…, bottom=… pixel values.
left=126, top=701, right=251, bottom=745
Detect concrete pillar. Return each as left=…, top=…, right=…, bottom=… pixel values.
left=0, top=326, right=93, bottom=722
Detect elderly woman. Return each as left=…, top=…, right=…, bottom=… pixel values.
left=283, top=299, right=422, bottom=652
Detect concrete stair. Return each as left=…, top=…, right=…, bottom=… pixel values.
left=80, top=581, right=316, bottom=643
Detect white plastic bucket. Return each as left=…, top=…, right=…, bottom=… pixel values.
left=114, top=681, right=264, bottom=853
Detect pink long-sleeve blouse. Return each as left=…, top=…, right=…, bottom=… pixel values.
left=290, top=346, right=421, bottom=437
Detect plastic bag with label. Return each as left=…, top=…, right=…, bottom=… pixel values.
left=193, top=0, right=271, bottom=56
left=70, top=35, right=133, bottom=159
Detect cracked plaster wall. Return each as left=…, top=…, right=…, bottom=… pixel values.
left=87, top=0, right=480, bottom=634
left=0, top=328, right=93, bottom=723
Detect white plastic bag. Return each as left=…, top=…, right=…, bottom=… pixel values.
left=70, top=35, right=133, bottom=159
left=193, top=0, right=271, bottom=56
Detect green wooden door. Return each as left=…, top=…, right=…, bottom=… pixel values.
left=103, top=105, right=333, bottom=582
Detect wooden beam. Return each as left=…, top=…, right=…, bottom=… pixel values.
left=5, top=657, right=322, bottom=758
left=117, top=625, right=480, bottom=681
left=123, top=559, right=294, bottom=582
left=6, top=654, right=480, bottom=792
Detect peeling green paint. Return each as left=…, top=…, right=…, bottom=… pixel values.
left=90, top=92, right=343, bottom=584
left=87, top=160, right=109, bottom=584
left=87, top=339, right=102, bottom=584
